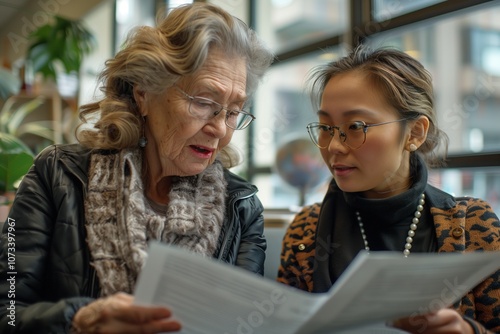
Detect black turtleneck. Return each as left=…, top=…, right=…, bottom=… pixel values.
left=312, top=154, right=438, bottom=292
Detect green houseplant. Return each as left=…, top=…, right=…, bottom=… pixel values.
left=0, top=15, right=95, bottom=215
left=26, top=15, right=97, bottom=82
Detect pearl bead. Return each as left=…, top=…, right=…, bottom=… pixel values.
left=356, top=193, right=425, bottom=257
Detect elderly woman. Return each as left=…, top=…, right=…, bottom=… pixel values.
left=0, top=3, right=274, bottom=333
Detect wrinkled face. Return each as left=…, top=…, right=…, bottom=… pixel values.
left=141, top=48, right=247, bottom=177
left=318, top=71, right=412, bottom=198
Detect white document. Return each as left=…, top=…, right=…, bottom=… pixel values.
left=134, top=242, right=500, bottom=334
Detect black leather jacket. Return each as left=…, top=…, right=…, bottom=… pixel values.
left=0, top=144, right=266, bottom=333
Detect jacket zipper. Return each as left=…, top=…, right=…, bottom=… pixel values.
left=217, top=190, right=256, bottom=260
left=60, top=158, right=97, bottom=297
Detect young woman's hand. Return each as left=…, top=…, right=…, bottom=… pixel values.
left=391, top=308, right=473, bottom=334
left=72, top=292, right=181, bottom=333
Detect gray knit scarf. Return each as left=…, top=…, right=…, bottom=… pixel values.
left=84, top=149, right=226, bottom=296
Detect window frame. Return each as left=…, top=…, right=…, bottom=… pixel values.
left=246, top=0, right=499, bottom=181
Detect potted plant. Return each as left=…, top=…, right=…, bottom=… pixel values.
left=25, top=15, right=97, bottom=103
left=26, top=15, right=97, bottom=83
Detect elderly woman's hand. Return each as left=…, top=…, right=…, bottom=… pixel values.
left=72, top=292, right=181, bottom=333
left=390, top=308, right=474, bottom=334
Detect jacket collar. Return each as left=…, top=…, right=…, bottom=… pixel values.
left=425, top=183, right=456, bottom=210
left=57, top=144, right=93, bottom=186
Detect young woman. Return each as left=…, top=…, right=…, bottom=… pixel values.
left=277, top=45, right=500, bottom=334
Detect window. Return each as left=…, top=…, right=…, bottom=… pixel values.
left=429, top=167, right=500, bottom=214
left=368, top=3, right=500, bottom=155
left=372, top=0, right=446, bottom=21
left=115, top=0, right=156, bottom=52
left=249, top=0, right=499, bottom=208
left=257, top=0, right=348, bottom=53
left=250, top=50, right=341, bottom=207
left=114, top=0, right=193, bottom=53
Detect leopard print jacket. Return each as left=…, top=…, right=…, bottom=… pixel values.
left=277, top=196, right=500, bottom=333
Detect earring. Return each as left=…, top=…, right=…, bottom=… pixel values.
left=409, top=143, right=417, bottom=152
left=138, top=116, right=148, bottom=148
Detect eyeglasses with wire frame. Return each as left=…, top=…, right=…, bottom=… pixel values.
left=306, top=118, right=411, bottom=149
left=174, top=86, right=255, bottom=130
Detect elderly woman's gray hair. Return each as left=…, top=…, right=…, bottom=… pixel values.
left=77, top=2, right=274, bottom=155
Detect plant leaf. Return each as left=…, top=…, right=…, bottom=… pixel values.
left=0, top=133, right=34, bottom=192
left=25, top=15, right=97, bottom=81
left=0, top=98, right=17, bottom=129
left=17, top=122, right=55, bottom=142
left=0, top=68, right=21, bottom=100
left=4, top=97, right=45, bottom=135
